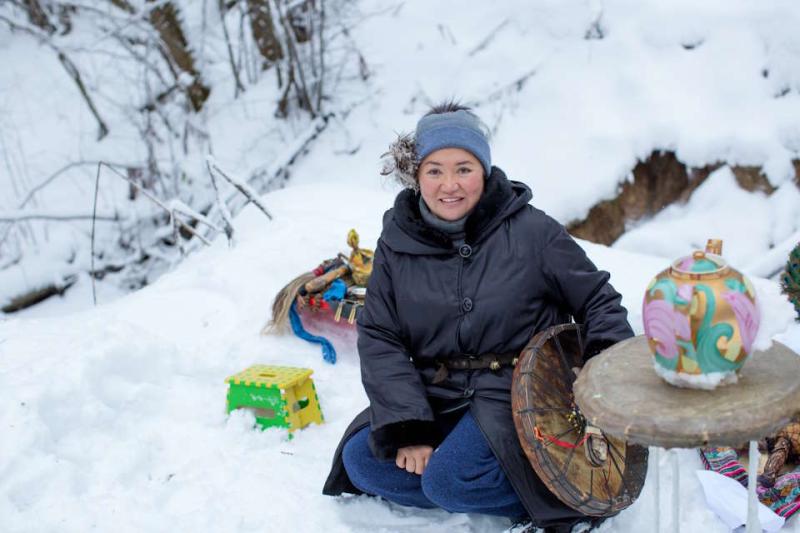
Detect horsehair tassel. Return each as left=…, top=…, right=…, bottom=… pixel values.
left=262, top=271, right=315, bottom=335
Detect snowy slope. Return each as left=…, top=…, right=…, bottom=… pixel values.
left=290, top=0, right=800, bottom=223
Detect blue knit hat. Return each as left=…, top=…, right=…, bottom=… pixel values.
left=415, top=110, right=491, bottom=177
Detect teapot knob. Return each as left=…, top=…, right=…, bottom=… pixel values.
left=705, top=239, right=723, bottom=256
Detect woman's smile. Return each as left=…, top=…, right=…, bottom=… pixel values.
left=418, top=148, right=484, bottom=221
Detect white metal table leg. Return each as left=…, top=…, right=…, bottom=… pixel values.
left=672, top=449, right=680, bottom=533
left=654, top=447, right=661, bottom=533
left=746, top=440, right=762, bottom=533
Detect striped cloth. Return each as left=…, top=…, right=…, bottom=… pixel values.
left=699, top=447, right=800, bottom=519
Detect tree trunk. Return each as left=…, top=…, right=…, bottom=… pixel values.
left=246, top=0, right=284, bottom=68
left=146, top=1, right=211, bottom=112
left=107, top=0, right=135, bottom=14
left=1, top=275, right=77, bottom=313
left=24, top=0, right=56, bottom=33
left=287, top=0, right=313, bottom=43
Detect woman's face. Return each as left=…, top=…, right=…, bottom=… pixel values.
left=418, top=148, right=485, bottom=221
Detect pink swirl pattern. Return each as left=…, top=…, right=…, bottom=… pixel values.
left=677, top=284, right=693, bottom=303
left=643, top=299, right=692, bottom=359
left=678, top=257, right=694, bottom=271
left=722, top=291, right=760, bottom=354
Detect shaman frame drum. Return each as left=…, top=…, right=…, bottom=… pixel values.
left=511, top=323, right=648, bottom=517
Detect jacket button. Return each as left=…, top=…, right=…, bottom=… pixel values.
left=459, top=244, right=472, bottom=258
left=463, top=387, right=474, bottom=398
left=462, top=297, right=473, bottom=312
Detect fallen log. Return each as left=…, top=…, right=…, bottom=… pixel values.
left=1, top=275, right=78, bottom=314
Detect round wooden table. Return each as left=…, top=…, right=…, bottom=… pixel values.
left=574, top=335, right=800, bottom=533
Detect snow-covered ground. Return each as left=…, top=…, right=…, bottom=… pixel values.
left=2, top=182, right=798, bottom=533
left=3, top=0, right=800, bottom=532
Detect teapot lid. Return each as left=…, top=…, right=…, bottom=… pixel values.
left=671, top=251, right=728, bottom=278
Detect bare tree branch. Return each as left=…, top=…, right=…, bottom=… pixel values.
left=206, top=159, right=236, bottom=242
left=0, top=211, right=122, bottom=222
left=60, top=53, right=111, bottom=139
left=0, top=14, right=111, bottom=140
left=18, top=160, right=139, bottom=209
left=250, top=112, right=331, bottom=185
left=91, top=161, right=101, bottom=305
left=316, top=0, right=325, bottom=110
left=97, top=162, right=213, bottom=245
left=206, top=157, right=274, bottom=220
left=272, top=0, right=315, bottom=115
left=217, top=0, right=245, bottom=96
left=168, top=199, right=221, bottom=233
left=468, top=18, right=509, bottom=57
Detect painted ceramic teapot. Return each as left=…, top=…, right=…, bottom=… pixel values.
left=642, top=239, right=760, bottom=390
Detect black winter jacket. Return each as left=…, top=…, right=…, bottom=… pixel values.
left=323, top=167, right=634, bottom=528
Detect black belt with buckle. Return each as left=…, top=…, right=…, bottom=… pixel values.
left=415, top=352, right=519, bottom=384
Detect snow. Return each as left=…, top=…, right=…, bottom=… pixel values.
left=613, top=167, right=800, bottom=273
left=2, top=0, right=800, bottom=532
left=0, top=238, right=83, bottom=310
left=653, top=364, right=739, bottom=391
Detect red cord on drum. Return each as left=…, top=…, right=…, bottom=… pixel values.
left=534, top=426, right=589, bottom=449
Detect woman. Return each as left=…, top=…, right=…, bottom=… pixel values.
left=322, top=102, right=634, bottom=532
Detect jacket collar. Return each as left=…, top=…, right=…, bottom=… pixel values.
left=383, top=166, right=532, bottom=254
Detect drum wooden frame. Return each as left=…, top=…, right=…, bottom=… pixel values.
left=511, top=323, right=648, bottom=517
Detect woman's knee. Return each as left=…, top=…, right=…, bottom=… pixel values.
left=420, top=455, right=465, bottom=511
left=420, top=449, right=517, bottom=513
left=342, top=427, right=374, bottom=489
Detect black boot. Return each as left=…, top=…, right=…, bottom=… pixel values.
left=508, top=515, right=606, bottom=533
left=545, top=516, right=607, bottom=533
left=505, top=517, right=536, bottom=533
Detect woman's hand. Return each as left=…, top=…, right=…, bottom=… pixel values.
left=396, top=445, right=433, bottom=475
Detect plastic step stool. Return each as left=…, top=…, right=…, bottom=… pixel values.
left=225, top=365, right=324, bottom=434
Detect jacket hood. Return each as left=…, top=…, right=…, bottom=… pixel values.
left=381, top=166, right=533, bottom=255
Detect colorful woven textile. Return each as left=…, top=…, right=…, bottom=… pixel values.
left=699, top=447, right=800, bottom=519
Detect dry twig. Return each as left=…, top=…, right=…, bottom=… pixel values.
left=206, top=157, right=274, bottom=221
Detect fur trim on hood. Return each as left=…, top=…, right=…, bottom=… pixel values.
left=380, top=132, right=418, bottom=190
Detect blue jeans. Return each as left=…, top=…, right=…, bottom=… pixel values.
left=342, top=410, right=526, bottom=518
